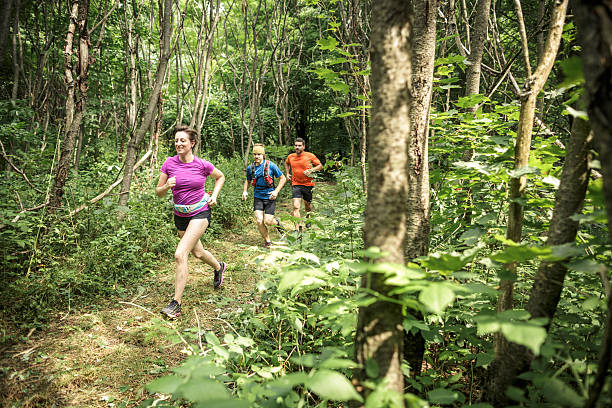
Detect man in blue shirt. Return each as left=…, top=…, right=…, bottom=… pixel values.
left=242, top=144, right=287, bottom=247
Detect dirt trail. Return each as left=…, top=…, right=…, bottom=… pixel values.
left=0, top=214, right=288, bottom=408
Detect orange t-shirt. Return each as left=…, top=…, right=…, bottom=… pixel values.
left=285, top=152, right=321, bottom=186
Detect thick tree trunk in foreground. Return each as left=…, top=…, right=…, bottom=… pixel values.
left=574, top=3, right=612, bottom=407
left=402, top=0, right=438, bottom=377
left=484, top=110, right=592, bottom=406
left=49, top=0, right=90, bottom=211
left=118, top=0, right=172, bottom=207
left=354, top=0, right=412, bottom=402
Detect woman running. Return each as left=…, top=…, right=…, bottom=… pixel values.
left=156, top=126, right=226, bottom=319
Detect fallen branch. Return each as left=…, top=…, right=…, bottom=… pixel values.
left=11, top=202, right=49, bottom=223
left=69, top=149, right=152, bottom=217
left=0, top=139, right=44, bottom=193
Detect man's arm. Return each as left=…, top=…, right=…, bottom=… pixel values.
left=242, top=179, right=249, bottom=201
left=304, top=163, right=322, bottom=177
left=284, top=160, right=292, bottom=181
left=269, top=174, right=286, bottom=200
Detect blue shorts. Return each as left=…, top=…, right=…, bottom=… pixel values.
left=174, top=209, right=211, bottom=231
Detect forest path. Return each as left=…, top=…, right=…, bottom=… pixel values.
left=0, top=195, right=302, bottom=408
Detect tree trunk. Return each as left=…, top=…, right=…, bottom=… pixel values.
left=354, top=0, right=412, bottom=400
left=118, top=0, right=172, bottom=207
left=496, top=0, right=568, bottom=347
left=0, top=0, right=14, bottom=58
left=402, top=0, right=437, bottom=377
left=574, top=2, right=612, bottom=407
left=484, top=105, right=592, bottom=406
left=10, top=0, right=19, bottom=101
left=464, top=0, right=491, bottom=100
left=123, top=0, right=139, bottom=141
left=49, top=0, right=90, bottom=211
left=191, top=0, right=221, bottom=135
left=460, top=0, right=491, bottom=225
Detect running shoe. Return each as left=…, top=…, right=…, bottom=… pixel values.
left=214, top=262, right=226, bottom=289
left=264, top=241, right=272, bottom=249
left=161, top=299, right=181, bottom=319
left=274, top=217, right=286, bottom=234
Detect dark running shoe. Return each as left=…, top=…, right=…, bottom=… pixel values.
left=161, top=299, right=181, bottom=319
left=264, top=241, right=272, bottom=249
left=274, top=217, right=285, bottom=234
left=214, top=262, right=226, bottom=289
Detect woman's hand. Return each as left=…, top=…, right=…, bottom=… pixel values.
left=167, top=176, right=176, bottom=189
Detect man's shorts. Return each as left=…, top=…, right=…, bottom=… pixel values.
left=253, top=197, right=277, bottom=215
left=292, top=185, right=313, bottom=202
left=174, top=209, right=211, bottom=231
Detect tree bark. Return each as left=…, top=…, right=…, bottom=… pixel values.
left=464, top=0, right=491, bottom=100
left=497, top=0, right=568, bottom=335
left=10, top=0, right=19, bottom=101
left=0, top=0, right=14, bottom=58
left=123, top=0, right=139, bottom=141
left=574, top=2, right=612, bottom=407
left=354, top=0, right=412, bottom=400
left=402, top=0, right=437, bottom=377
left=118, top=0, right=172, bottom=207
left=49, top=0, right=90, bottom=211
left=484, top=106, right=592, bottom=405
left=190, top=0, right=221, bottom=135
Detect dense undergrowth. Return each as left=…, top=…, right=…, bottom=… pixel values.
left=1, top=101, right=611, bottom=407
left=137, top=154, right=610, bottom=407
left=0, top=111, right=252, bottom=336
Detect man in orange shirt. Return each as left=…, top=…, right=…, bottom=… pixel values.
left=284, top=138, right=323, bottom=231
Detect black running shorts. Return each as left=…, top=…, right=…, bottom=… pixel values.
left=253, top=197, right=277, bottom=215
left=174, top=209, right=211, bottom=231
left=292, top=185, right=313, bottom=202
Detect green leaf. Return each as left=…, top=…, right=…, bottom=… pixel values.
left=266, top=372, right=308, bottom=395
left=421, top=249, right=477, bottom=273
left=384, top=264, right=426, bottom=286
left=317, top=36, right=338, bottom=50
left=427, top=388, right=461, bottom=404
left=463, top=282, right=498, bottom=297
left=419, top=283, right=455, bottom=314
left=500, top=322, right=547, bottom=355
left=456, top=94, right=488, bottom=108
left=319, top=358, right=357, bottom=370
left=507, top=166, right=540, bottom=178
left=365, top=358, right=379, bottom=378
left=459, top=227, right=484, bottom=245
left=564, top=106, right=588, bottom=120
left=488, top=245, right=549, bottom=264
left=328, top=81, right=350, bottom=94
left=146, top=375, right=184, bottom=394
left=205, top=332, right=220, bottom=346
left=306, top=369, right=363, bottom=402
left=178, top=379, right=230, bottom=402
left=558, top=56, right=584, bottom=88
left=193, top=401, right=249, bottom=408
left=278, top=268, right=327, bottom=295
left=567, top=259, right=606, bottom=274
left=476, top=353, right=495, bottom=367
left=532, top=376, right=584, bottom=407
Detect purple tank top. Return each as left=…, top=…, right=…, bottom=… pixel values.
left=160, top=155, right=215, bottom=216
